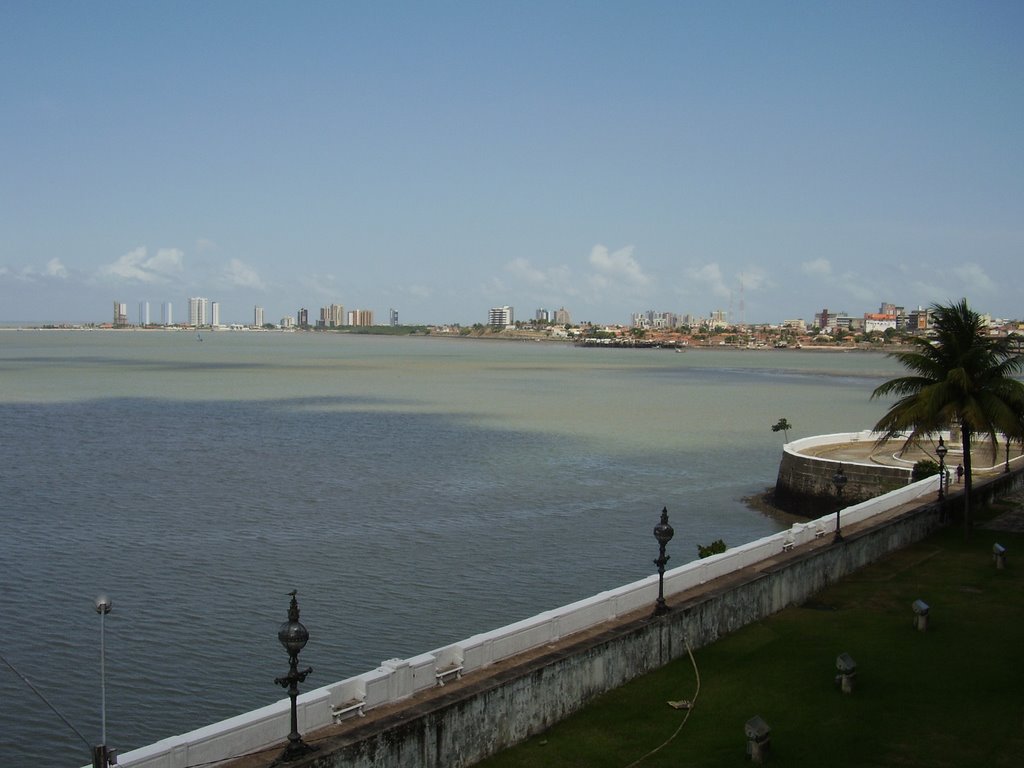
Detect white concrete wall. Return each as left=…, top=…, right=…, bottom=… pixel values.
left=108, top=472, right=941, bottom=768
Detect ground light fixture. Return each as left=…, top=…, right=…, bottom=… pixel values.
left=274, top=591, right=317, bottom=763
left=93, top=595, right=116, bottom=768
left=653, top=507, right=674, bottom=615
left=832, top=464, right=848, bottom=542
left=936, top=436, right=948, bottom=500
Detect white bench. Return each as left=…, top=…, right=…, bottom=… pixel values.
left=331, top=697, right=366, bottom=722
left=435, top=663, right=464, bottom=686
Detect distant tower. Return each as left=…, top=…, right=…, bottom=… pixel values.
left=138, top=301, right=150, bottom=326
left=297, top=308, right=309, bottom=327
left=210, top=301, right=220, bottom=327
left=254, top=305, right=265, bottom=328
left=188, top=297, right=209, bottom=327
left=113, top=302, right=128, bottom=326
left=389, top=308, right=399, bottom=326
left=162, top=302, right=173, bottom=326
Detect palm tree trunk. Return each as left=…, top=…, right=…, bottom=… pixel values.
left=960, top=426, right=972, bottom=539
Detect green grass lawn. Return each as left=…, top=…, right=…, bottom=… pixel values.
left=477, top=508, right=1024, bottom=768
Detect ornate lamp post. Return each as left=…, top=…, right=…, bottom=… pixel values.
left=92, top=596, right=113, bottom=768
left=274, top=591, right=317, bottom=763
left=832, top=464, right=847, bottom=543
left=936, top=436, right=948, bottom=500
left=653, top=507, right=675, bottom=615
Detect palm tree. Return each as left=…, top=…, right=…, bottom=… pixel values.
left=871, top=299, right=1024, bottom=537
left=771, top=417, right=793, bottom=442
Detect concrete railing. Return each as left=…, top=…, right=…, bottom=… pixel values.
left=108, top=472, right=940, bottom=768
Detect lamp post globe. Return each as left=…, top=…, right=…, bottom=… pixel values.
left=278, top=604, right=309, bottom=659
left=652, top=507, right=675, bottom=616
left=832, top=464, right=847, bottom=542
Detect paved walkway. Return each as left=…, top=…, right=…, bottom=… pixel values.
left=800, top=435, right=1024, bottom=476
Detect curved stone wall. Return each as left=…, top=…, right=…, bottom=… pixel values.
left=773, top=431, right=913, bottom=516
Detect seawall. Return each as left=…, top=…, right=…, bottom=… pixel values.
left=773, top=431, right=913, bottom=516
left=109, top=467, right=1024, bottom=768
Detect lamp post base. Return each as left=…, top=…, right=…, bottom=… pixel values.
left=274, top=738, right=318, bottom=764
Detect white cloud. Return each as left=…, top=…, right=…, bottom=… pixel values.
left=505, top=257, right=572, bottom=289
left=45, top=258, right=68, bottom=278
left=687, top=262, right=731, bottom=299
left=298, top=273, right=340, bottom=299
left=953, top=262, right=995, bottom=293
left=837, top=272, right=876, bottom=303
left=738, top=266, right=770, bottom=292
left=100, top=247, right=183, bottom=283
left=588, top=245, right=650, bottom=287
left=223, top=258, right=265, bottom=290
left=801, top=258, right=832, bottom=277
left=403, top=284, right=433, bottom=299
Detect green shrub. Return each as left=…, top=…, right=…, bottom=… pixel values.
left=697, top=539, right=727, bottom=558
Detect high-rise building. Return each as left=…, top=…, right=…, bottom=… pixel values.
left=162, top=302, right=173, bottom=326
left=211, top=301, right=220, bottom=327
left=320, top=303, right=344, bottom=327
left=297, top=308, right=309, bottom=327
left=553, top=307, right=571, bottom=325
left=347, top=309, right=374, bottom=327
left=535, top=308, right=550, bottom=322
left=138, top=301, right=150, bottom=326
left=489, top=306, right=514, bottom=327
left=389, top=308, right=399, bottom=326
left=188, top=297, right=209, bottom=327
left=114, top=302, right=128, bottom=326
left=254, top=306, right=264, bottom=328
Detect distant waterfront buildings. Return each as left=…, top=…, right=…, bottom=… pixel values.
left=211, top=301, right=220, bottom=327
left=320, top=303, right=345, bottom=328
left=188, top=297, right=209, bottom=327
left=389, top=308, right=399, bottom=326
left=254, top=305, right=264, bottom=328
left=489, top=306, right=514, bottom=328
left=113, top=301, right=128, bottom=326
left=348, top=308, right=374, bottom=326
left=138, top=301, right=150, bottom=326
left=297, top=308, right=309, bottom=327
left=162, top=302, right=173, bottom=326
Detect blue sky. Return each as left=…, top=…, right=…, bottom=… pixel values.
left=2, top=1, right=1021, bottom=326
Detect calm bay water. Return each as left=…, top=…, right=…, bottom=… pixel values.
left=0, top=331, right=902, bottom=766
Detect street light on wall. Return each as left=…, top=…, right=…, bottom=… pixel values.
left=274, top=591, right=317, bottom=762
left=936, top=436, right=948, bottom=500
left=832, top=464, right=847, bottom=543
left=93, top=596, right=115, bottom=768
left=653, top=507, right=675, bottom=615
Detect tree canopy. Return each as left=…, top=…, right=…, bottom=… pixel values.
left=871, top=299, right=1024, bottom=536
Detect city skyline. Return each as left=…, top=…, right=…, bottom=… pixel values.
left=3, top=3, right=1022, bottom=325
